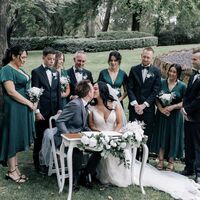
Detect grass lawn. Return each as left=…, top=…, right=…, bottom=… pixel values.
left=1, top=44, right=200, bottom=200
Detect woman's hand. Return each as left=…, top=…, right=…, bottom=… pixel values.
left=27, top=101, right=37, bottom=111
left=165, top=105, right=175, bottom=112
left=159, top=107, right=170, bottom=116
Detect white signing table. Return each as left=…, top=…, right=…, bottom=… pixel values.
left=59, top=133, right=149, bottom=200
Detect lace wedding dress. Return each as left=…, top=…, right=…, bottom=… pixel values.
left=90, top=106, right=200, bottom=200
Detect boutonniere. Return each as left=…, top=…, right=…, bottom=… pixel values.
left=82, top=72, right=88, bottom=80
left=52, top=72, right=57, bottom=79
left=146, top=72, right=154, bottom=79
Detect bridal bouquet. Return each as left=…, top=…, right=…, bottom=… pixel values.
left=60, top=76, right=70, bottom=92
left=27, top=87, right=44, bottom=103
left=78, top=121, right=146, bottom=168
left=158, top=92, right=175, bottom=106
left=79, top=132, right=131, bottom=168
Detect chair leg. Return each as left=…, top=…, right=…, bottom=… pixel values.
left=48, top=151, right=53, bottom=176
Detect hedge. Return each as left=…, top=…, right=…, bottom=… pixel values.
left=10, top=35, right=158, bottom=53
left=51, top=37, right=158, bottom=53
left=97, top=31, right=153, bottom=40
left=11, top=36, right=72, bottom=50
left=158, top=26, right=200, bottom=46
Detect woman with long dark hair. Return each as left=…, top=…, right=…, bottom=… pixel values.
left=151, top=64, right=187, bottom=171
left=89, top=81, right=122, bottom=132
left=0, top=45, right=36, bottom=183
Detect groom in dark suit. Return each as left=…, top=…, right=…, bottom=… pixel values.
left=182, top=50, right=200, bottom=184
left=54, top=80, right=101, bottom=191
left=127, top=47, right=161, bottom=150
left=31, top=47, right=62, bottom=173
left=67, top=51, right=93, bottom=100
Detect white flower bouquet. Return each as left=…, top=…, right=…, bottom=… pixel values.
left=27, top=87, right=44, bottom=103
left=60, top=76, right=70, bottom=92
left=78, top=121, right=146, bottom=168
left=158, top=92, right=175, bottom=106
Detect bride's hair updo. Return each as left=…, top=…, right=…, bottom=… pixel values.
left=92, top=81, right=116, bottom=110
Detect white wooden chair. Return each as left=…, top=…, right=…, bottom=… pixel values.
left=48, top=114, right=69, bottom=189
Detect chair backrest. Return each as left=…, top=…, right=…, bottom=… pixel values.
left=49, top=114, right=60, bottom=129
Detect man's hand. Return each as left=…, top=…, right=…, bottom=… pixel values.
left=134, top=104, right=146, bottom=115
left=35, top=112, right=45, bottom=121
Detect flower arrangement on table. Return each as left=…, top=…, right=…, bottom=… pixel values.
left=78, top=120, right=147, bottom=168
left=158, top=91, right=175, bottom=106
left=27, top=87, right=44, bottom=103
left=60, top=76, right=70, bottom=92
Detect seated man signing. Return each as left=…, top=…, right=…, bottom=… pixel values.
left=54, top=80, right=101, bottom=191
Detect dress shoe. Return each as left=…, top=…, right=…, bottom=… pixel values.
left=195, top=177, right=200, bottom=184
left=73, top=178, right=80, bottom=192
left=36, top=165, right=48, bottom=175
left=80, top=172, right=93, bottom=189
left=180, top=169, right=194, bottom=176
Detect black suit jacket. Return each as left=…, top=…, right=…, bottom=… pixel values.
left=31, top=65, right=62, bottom=118
left=183, top=74, right=200, bottom=122
left=67, top=66, right=93, bottom=97
left=127, top=64, right=161, bottom=113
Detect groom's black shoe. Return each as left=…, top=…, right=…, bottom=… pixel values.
left=80, top=172, right=93, bottom=189
left=73, top=178, right=80, bottom=192
left=180, top=169, right=194, bottom=176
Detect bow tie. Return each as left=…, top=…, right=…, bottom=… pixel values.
left=142, top=66, right=150, bottom=70
left=45, top=67, right=52, bottom=72
left=192, top=68, right=200, bottom=75
left=75, top=68, right=83, bottom=74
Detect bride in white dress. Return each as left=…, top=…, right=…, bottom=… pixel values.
left=89, top=81, right=200, bottom=200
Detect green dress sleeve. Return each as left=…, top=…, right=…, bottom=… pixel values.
left=0, top=65, right=15, bottom=83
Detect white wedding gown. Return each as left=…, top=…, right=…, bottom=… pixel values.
left=90, top=106, right=200, bottom=200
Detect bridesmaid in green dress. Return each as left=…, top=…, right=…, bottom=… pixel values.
left=53, top=51, right=70, bottom=108
left=0, top=45, right=36, bottom=183
left=98, top=51, right=128, bottom=106
left=151, top=64, right=187, bottom=171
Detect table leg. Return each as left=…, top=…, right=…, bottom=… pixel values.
left=131, top=146, right=137, bottom=185
left=139, top=144, right=148, bottom=194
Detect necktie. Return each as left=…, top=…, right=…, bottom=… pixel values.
left=75, top=68, right=83, bottom=74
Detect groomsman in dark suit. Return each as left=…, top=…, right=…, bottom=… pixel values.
left=67, top=51, right=93, bottom=100
left=182, top=50, right=200, bottom=184
left=31, top=47, right=62, bottom=173
left=127, top=47, right=161, bottom=150
left=54, top=80, right=101, bottom=191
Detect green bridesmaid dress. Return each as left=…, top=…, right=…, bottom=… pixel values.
left=151, top=79, right=187, bottom=159
left=0, top=65, right=35, bottom=163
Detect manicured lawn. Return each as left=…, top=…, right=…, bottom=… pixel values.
left=1, top=44, right=199, bottom=200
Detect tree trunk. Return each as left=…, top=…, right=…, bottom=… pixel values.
left=131, top=12, right=140, bottom=31
left=0, top=0, right=9, bottom=131
left=85, top=17, right=96, bottom=37
left=101, top=0, right=113, bottom=32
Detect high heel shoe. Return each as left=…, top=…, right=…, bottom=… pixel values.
left=166, top=161, right=174, bottom=171
left=157, top=159, right=164, bottom=170
left=16, top=165, right=28, bottom=180
left=5, top=169, right=26, bottom=183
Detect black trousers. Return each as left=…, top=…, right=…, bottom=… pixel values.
left=185, top=121, right=200, bottom=176
left=71, top=148, right=101, bottom=182
left=33, top=119, right=50, bottom=169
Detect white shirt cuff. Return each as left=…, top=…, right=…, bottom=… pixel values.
left=144, top=101, right=150, bottom=107
left=130, top=100, right=138, bottom=106
left=35, top=109, right=40, bottom=114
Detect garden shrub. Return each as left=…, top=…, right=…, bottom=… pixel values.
left=97, top=31, right=153, bottom=40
